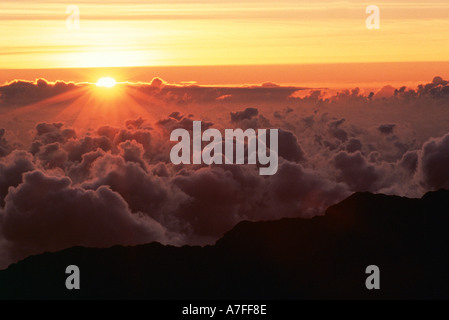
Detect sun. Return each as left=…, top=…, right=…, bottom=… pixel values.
left=96, top=77, right=117, bottom=88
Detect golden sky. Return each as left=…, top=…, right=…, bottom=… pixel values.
left=1, top=0, right=449, bottom=69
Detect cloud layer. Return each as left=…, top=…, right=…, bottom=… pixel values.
left=1, top=76, right=449, bottom=269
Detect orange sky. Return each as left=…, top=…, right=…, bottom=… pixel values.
left=2, top=62, right=449, bottom=89
left=1, top=0, right=449, bottom=86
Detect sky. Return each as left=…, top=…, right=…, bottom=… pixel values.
left=1, top=1, right=449, bottom=270
left=1, top=0, right=449, bottom=86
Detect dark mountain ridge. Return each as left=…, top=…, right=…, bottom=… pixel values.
left=1, top=190, right=449, bottom=299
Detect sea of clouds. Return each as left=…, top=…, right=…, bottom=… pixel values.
left=0, top=76, right=448, bottom=269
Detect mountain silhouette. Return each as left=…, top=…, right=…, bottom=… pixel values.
left=1, top=190, right=449, bottom=299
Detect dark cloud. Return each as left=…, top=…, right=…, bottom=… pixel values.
left=345, top=138, right=362, bottom=153
left=1, top=170, right=168, bottom=264
left=0, top=79, right=78, bottom=107
left=157, top=114, right=213, bottom=133
left=301, top=115, right=315, bottom=127
left=172, top=166, right=264, bottom=236
left=64, top=136, right=112, bottom=162
left=113, top=128, right=152, bottom=157
left=0, top=150, right=35, bottom=205
left=67, top=149, right=105, bottom=184
left=327, top=118, right=348, bottom=142
left=1, top=76, right=449, bottom=269
left=399, top=150, right=418, bottom=175
left=0, top=129, right=12, bottom=157
left=378, top=124, right=396, bottom=135
left=130, top=81, right=302, bottom=105
left=333, top=151, right=383, bottom=192
left=33, top=122, right=76, bottom=145
left=419, top=133, right=449, bottom=190
left=230, top=107, right=259, bottom=123
left=278, top=129, right=305, bottom=162
left=82, top=152, right=183, bottom=227
left=168, top=112, right=183, bottom=121
left=125, top=117, right=149, bottom=130
left=36, top=142, right=68, bottom=169
left=416, top=76, right=449, bottom=97
left=265, top=160, right=349, bottom=217
left=229, top=108, right=274, bottom=129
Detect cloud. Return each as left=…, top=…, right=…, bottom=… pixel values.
left=399, top=150, right=418, bottom=176
left=374, top=85, right=396, bottom=99
left=230, top=107, right=259, bottom=123
left=418, top=133, right=449, bottom=190
left=378, top=124, right=396, bottom=135
left=33, top=122, right=76, bottom=146
left=149, top=77, right=166, bottom=88
left=172, top=165, right=264, bottom=236
left=229, top=107, right=273, bottom=129
left=0, top=129, right=12, bottom=157
left=130, top=82, right=302, bottom=105
left=327, top=118, right=348, bottom=142
left=265, top=160, right=350, bottom=217
left=345, top=138, right=362, bottom=153
left=216, top=94, right=232, bottom=101
left=36, top=142, right=68, bottom=169
left=278, top=129, right=305, bottom=162
left=0, top=170, right=169, bottom=265
left=167, top=112, right=183, bottom=121
left=157, top=113, right=213, bottom=133
left=82, top=152, right=186, bottom=229
left=0, top=79, right=78, bottom=107
left=261, top=82, right=280, bottom=88
left=64, top=136, right=112, bottom=162
left=333, top=151, right=384, bottom=192
left=416, top=76, right=449, bottom=97
left=0, top=150, right=35, bottom=205
left=1, top=76, right=449, bottom=269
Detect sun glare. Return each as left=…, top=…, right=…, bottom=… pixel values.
left=96, top=77, right=117, bottom=88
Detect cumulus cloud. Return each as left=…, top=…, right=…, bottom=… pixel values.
left=278, top=129, right=305, bottom=162
left=229, top=107, right=273, bottom=129
left=418, top=133, right=449, bottom=190
left=32, top=122, right=76, bottom=147
left=1, top=170, right=168, bottom=264
left=333, top=151, right=384, bottom=192
left=0, top=117, right=351, bottom=268
left=149, top=77, right=166, bottom=88
left=399, top=150, right=418, bottom=176
left=374, top=85, right=396, bottom=99
left=172, top=165, right=264, bottom=236
left=265, top=160, right=350, bottom=217
left=82, top=152, right=185, bottom=227
left=230, top=107, right=259, bottom=123
left=0, top=76, right=449, bottom=269
left=345, top=138, right=362, bottom=153
left=0, top=79, right=78, bottom=107
left=0, top=150, right=35, bottom=205
left=0, top=129, right=12, bottom=157
left=157, top=113, right=213, bottom=133
left=378, top=124, right=396, bottom=135
left=128, top=81, right=301, bottom=106
left=327, top=118, right=348, bottom=142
